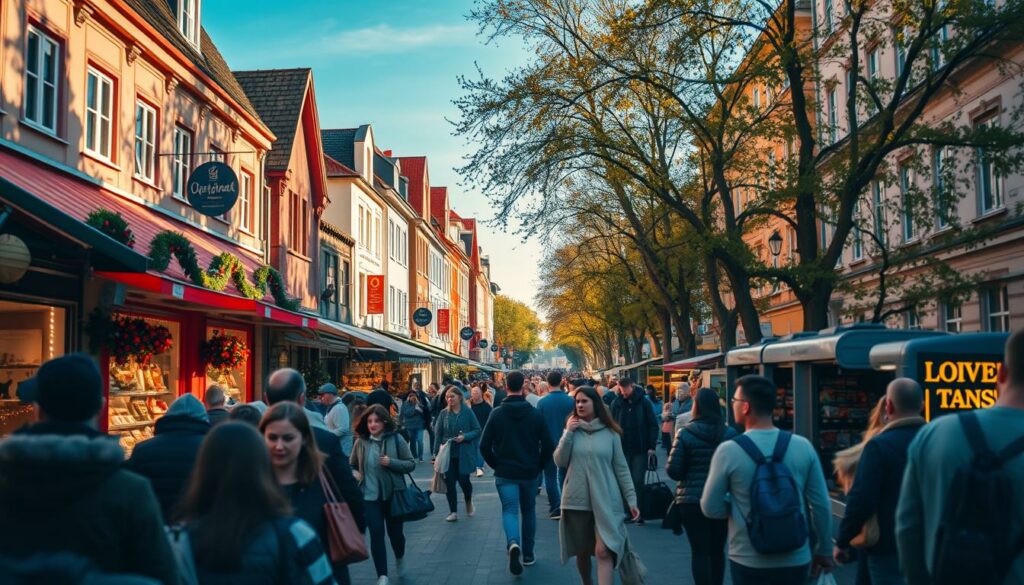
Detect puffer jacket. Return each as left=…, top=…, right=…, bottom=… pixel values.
left=127, top=414, right=210, bottom=521
left=665, top=418, right=737, bottom=504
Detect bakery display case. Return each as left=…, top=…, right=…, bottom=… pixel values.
left=0, top=301, right=66, bottom=436
left=344, top=361, right=389, bottom=393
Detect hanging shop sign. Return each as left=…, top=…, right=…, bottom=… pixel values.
left=460, top=327, right=475, bottom=341
left=187, top=162, right=239, bottom=217
left=919, top=353, right=1002, bottom=421
left=437, top=309, right=450, bottom=335
left=478, top=339, right=488, bottom=349
left=491, top=342, right=499, bottom=352
left=413, top=308, right=433, bottom=327
left=366, top=275, right=385, bottom=314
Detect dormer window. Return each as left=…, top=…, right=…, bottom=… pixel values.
left=177, top=0, right=201, bottom=50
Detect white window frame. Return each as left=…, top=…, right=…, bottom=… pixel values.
left=900, top=166, right=917, bottom=242
left=752, top=86, right=761, bottom=109
left=823, top=0, right=834, bottom=33
left=24, top=26, right=60, bottom=134
left=134, top=100, right=157, bottom=182
left=985, top=286, right=1010, bottom=332
left=905, top=309, right=922, bottom=330
left=85, top=67, right=114, bottom=161
left=177, top=0, right=201, bottom=50
left=238, top=170, right=253, bottom=233
left=172, top=126, right=193, bottom=201
left=943, top=302, right=962, bottom=333
left=976, top=117, right=1004, bottom=215
left=933, top=148, right=949, bottom=229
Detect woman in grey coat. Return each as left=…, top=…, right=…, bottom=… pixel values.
left=554, top=386, right=641, bottom=585
left=432, top=386, right=481, bottom=521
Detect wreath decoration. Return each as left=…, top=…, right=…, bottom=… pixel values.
left=201, top=334, right=250, bottom=371
left=86, top=308, right=173, bottom=365
left=86, top=210, right=136, bottom=248
left=149, top=231, right=300, bottom=311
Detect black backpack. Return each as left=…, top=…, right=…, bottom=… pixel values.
left=733, top=432, right=809, bottom=554
left=933, top=411, right=1024, bottom=585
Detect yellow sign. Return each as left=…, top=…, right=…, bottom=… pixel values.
left=919, top=353, right=1001, bottom=421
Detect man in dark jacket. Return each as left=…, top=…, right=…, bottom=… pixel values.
left=835, top=377, right=926, bottom=585
left=366, top=380, right=396, bottom=415
left=0, top=354, right=178, bottom=585
left=127, top=394, right=210, bottom=521
left=204, top=384, right=230, bottom=427
left=537, top=371, right=575, bottom=519
left=480, top=371, right=555, bottom=574
left=611, top=376, right=659, bottom=524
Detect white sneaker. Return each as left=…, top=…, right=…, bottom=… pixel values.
left=475, top=467, right=484, bottom=477
left=377, top=577, right=390, bottom=585
left=446, top=512, right=458, bottom=522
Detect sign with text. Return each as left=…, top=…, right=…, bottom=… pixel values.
left=437, top=309, right=450, bottom=335
left=366, top=275, right=385, bottom=315
left=460, top=327, right=475, bottom=341
left=918, top=352, right=1002, bottom=421
left=187, top=162, right=239, bottom=217
left=413, top=308, right=432, bottom=327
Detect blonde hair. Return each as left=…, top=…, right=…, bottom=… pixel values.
left=833, top=396, right=888, bottom=493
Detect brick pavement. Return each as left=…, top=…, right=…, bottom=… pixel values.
left=348, top=461, right=858, bottom=585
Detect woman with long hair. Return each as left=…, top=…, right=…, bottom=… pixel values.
left=665, top=387, right=739, bottom=585
left=350, top=405, right=416, bottom=585
left=432, top=385, right=482, bottom=521
left=554, top=386, right=641, bottom=585
left=260, top=403, right=349, bottom=585
left=180, top=421, right=335, bottom=584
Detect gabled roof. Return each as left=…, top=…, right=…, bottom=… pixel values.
left=430, top=186, right=448, bottom=225
left=396, top=156, right=428, bottom=216
left=233, top=68, right=313, bottom=170
left=324, top=155, right=358, bottom=177
left=123, top=0, right=260, bottom=119
left=321, top=127, right=362, bottom=170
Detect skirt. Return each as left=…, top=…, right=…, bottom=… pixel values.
left=562, top=509, right=597, bottom=558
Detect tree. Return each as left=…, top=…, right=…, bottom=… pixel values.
left=492, top=295, right=544, bottom=363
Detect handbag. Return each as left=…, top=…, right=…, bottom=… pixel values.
left=850, top=514, right=880, bottom=548
left=640, top=454, right=673, bottom=521
left=385, top=435, right=435, bottom=522
left=318, top=469, right=369, bottom=564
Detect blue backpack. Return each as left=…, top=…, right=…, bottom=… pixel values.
left=733, top=432, right=808, bottom=554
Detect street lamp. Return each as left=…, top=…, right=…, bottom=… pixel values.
left=768, top=230, right=783, bottom=257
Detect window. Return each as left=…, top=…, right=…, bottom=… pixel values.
left=976, top=117, right=1003, bottom=214
left=177, top=0, right=201, bottom=49
left=172, top=126, right=193, bottom=200
left=852, top=199, right=864, bottom=260
left=787, top=226, right=798, bottom=264
left=827, top=89, right=838, bottom=144
left=752, top=86, right=761, bottom=109
left=134, top=101, right=157, bottom=182
left=904, top=309, right=921, bottom=330
left=984, top=286, right=1010, bottom=332
left=872, top=181, right=886, bottom=246
left=896, top=28, right=909, bottom=77
left=900, top=166, right=916, bottom=242
left=24, top=27, right=60, bottom=133
left=340, top=260, right=351, bottom=321
left=867, top=49, right=879, bottom=80
left=943, top=302, right=962, bottom=333
left=85, top=68, right=114, bottom=160
left=374, top=215, right=382, bottom=258
left=823, top=0, right=834, bottom=33
left=301, top=199, right=309, bottom=256
left=932, top=23, right=949, bottom=70
left=933, top=148, right=949, bottom=229
left=320, top=249, right=339, bottom=321
left=389, top=286, right=397, bottom=325
left=237, top=170, right=253, bottom=233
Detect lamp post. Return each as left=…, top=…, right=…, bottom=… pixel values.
left=768, top=230, right=783, bottom=258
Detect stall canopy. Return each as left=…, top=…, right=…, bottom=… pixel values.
left=318, top=320, right=431, bottom=363
left=373, top=329, right=470, bottom=364
left=761, top=323, right=944, bottom=368
left=468, top=360, right=501, bottom=373
left=664, top=352, right=724, bottom=372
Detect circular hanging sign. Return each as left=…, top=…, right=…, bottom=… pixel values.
left=460, top=327, right=475, bottom=341
left=187, top=161, right=239, bottom=217
left=491, top=343, right=499, bottom=352
left=413, top=308, right=433, bottom=327
left=478, top=339, right=488, bottom=349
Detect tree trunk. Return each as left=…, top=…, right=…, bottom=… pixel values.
left=705, top=254, right=739, bottom=352
left=673, top=267, right=698, bottom=357
left=718, top=253, right=763, bottom=345
left=659, top=309, right=674, bottom=366
left=802, top=284, right=833, bottom=332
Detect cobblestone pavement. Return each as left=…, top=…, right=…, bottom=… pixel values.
left=349, top=459, right=858, bottom=585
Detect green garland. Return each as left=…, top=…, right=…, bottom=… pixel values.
left=149, top=230, right=300, bottom=312
left=86, top=209, right=136, bottom=248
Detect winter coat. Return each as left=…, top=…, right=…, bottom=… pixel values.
left=399, top=401, right=426, bottom=431
left=0, top=552, right=161, bottom=585
left=611, top=391, right=659, bottom=455
left=553, top=419, right=636, bottom=569
left=432, top=407, right=482, bottom=475
left=350, top=432, right=416, bottom=500
left=670, top=398, right=692, bottom=419
left=665, top=418, right=738, bottom=504
left=281, top=471, right=349, bottom=582
left=127, top=414, right=210, bottom=521
left=206, top=407, right=230, bottom=427
left=470, top=401, right=493, bottom=429
left=0, top=421, right=178, bottom=585
left=366, top=389, right=396, bottom=414
left=538, top=390, right=576, bottom=443
left=479, top=396, right=554, bottom=480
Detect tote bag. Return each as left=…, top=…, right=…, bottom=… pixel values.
left=318, top=469, right=369, bottom=564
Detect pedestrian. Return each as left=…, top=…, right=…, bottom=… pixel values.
left=414, top=382, right=432, bottom=452
left=646, top=384, right=663, bottom=419
left=525, top=382, right=541, bottom=407
left=426, top=382, right=440, bottom=456
left=127, top=393, right=211, bottom=522
left=702, top=375, right=833, bottom=585
left=469, top=386, right=493, bottom=476
left=666, top=387, right=739, bottom=585
left=0, top=353, right=178, bottom=584
left=660, top=403, right=675, bottom=451
left=479, top=371, right=555, bottom=575
left=609, top=376, right=659, bottom=525
left=897, top=329, right=1024, bottom=585
left=554, top=386, right=642, bottom=585
left=229, top=403, right=264, bottom=427
left=399, top=392, right=427, bottom=462
left=180, top=421, right=336, bottom=584
left=602, top=382, right=618, bottom=407
left=833, top=378, right=926, bottom=585
left=204, top=384, right=230, bottom=427
left=367, top=381, right=397, bottom=417
left=538, top=370, right=575, bottom=520
left=670, top=383, right=692, bottom=418
left=350, top=405, right=416, bottom=585
left=320, top=383, right=353, bottom=457
left=433, top=385, right=481, bottom=521
left=674, top=382, right=700, bottom=437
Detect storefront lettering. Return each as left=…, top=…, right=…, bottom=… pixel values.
left=918, top=354, right=1003, bottom=421
left=923, top=360, right=999, bottom=384
left=932, top=387, right=999, bottom=410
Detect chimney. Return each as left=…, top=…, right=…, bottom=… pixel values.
left=383, top=149, right=393, bottom=157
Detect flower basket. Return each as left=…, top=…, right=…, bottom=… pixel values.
left=201, top=334, right=249, bottom=371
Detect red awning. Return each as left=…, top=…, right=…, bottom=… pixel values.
left=663, top=352, right=724, bottom=372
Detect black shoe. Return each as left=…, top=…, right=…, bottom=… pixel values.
left=549, top=511, right=561, bottom=520
left=509, top=543, right=523, bottom=575
left=523, top=555, right=536, bottom=566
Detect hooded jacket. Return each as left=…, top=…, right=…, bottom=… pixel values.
left=611, top=390, right=659, bottom=455
left=0, top=421, right=178, bottom=585
left=479, top=395, right=555, bottom=480
left=665, top=418, right=738, bottom=504
left=127, top=397, right=211, bottom=521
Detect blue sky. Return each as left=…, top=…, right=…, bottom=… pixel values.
left=204, top=0, right=544, bottom=311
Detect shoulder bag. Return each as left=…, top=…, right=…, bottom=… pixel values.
left=318, top=468, right=369, bottom=564
left=386, top=435, right=436, bottom=522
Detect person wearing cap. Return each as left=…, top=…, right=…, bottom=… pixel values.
left=610, top=376, right=659, bottom=525
left=127, top=394, right=211, bottom=521
left=320, top=382, right=352, bottom=456
left=0, top=353, right=178, bottom=585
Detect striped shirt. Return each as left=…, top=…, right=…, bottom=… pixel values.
left=288, top=518, right=336, bottom=585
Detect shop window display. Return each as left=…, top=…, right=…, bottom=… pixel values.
left=773, top=368, right=794, bottom=430
left=817, top=366, right=890, bottom=491
left=0, top=301, right=66, bottom=435
left=204, top=326, right=250, bottom=404
left=345, top=361, right=389, bottom=393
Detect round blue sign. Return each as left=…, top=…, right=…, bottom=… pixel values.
left=187, top=162, right=239, bottom=217
left=478, top=339, right=488, bottom=349
left=491, top=343, right=499, bottom=352
left=413, top=308, right=432, bottom=327
left=460, top=327, right=475, bottom=341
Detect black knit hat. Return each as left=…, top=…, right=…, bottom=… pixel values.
left=20, top=353, right=103, bottom=422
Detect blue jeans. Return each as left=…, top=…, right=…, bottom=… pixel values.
left=408, top=428, right=424, bottom=460
left=867, top=554, right=905, bottom=585
left=495, top=477, right=537, bottom=557
left=542, top=459, right=567, bottom=514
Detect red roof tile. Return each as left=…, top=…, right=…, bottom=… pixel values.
left=430, top=186, right=448, bottom=225
left=396, top=156, right=427, bottom=216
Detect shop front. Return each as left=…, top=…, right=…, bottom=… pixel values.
left=662, top=352, right=725, bottom=401
left=318, top=320, right=433, bottom=395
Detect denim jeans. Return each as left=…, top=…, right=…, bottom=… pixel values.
left=495, top=477, right=537, bottom=557
left=867, top=554, right=905, bottom=585
left=364, top=499, right=405, bottom=577
left=407, top=428, right=424, bottom=460
left=542, top=459, right=567, bottom=514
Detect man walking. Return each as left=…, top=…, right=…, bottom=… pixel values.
left=702, top=375, right=833, bottom=585
left=319, top=382, right=353, bottom=456
left=610, top=376, right=659, bottom=524
left=480, top=371, right=555, bottom=575
left=204, top=384, right=230, bottom=427
left=537, top=371, right=575, bottom=519
left=897, top=329, right=1024, bottom=585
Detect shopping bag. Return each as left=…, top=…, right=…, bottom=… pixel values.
left=434, top=440, right=451, bottom=474
left=640, top=460, right=673, bottom=521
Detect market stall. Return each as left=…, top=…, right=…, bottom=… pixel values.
left=662, top=352, right=725, bottom=401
